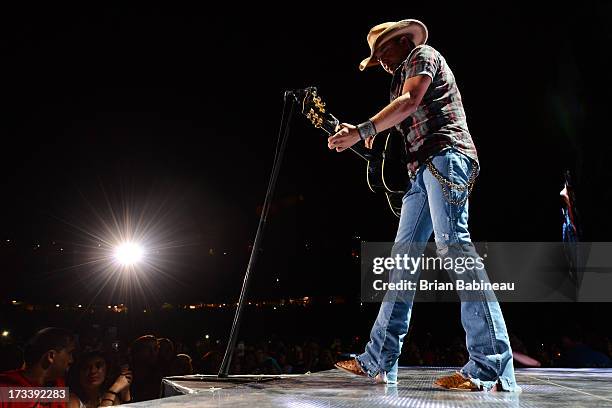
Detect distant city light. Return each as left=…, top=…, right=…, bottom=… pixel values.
left=56, top=304, right=60, bottom=308
left=205, top=334, right=210, bottom=339
left=1, top=331, right=8, bottom=337
left=114, top=242, right=144, bottom=266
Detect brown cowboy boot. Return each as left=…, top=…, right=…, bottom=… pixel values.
left=334, top=359, right=367, bottom=377
left=434, top=372, right=482, bottom=391
left=335, top=359, right=393, bottom=384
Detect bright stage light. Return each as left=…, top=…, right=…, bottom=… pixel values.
left=114, top=242, right=144, bottom=266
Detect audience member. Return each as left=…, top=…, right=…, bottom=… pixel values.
left=0, top=327, right=76, bottom=408
left=67, top=351, right=132, bottom=407
left=129, top=335, right=161, bottom=402
left=560, top=330, right=611, bottom=368
left=156, top=338, right=175, bottom=378
left=169, top=354, right=193, bottom=376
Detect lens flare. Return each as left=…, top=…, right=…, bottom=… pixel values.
left=114, top=242, right=144, bottom=266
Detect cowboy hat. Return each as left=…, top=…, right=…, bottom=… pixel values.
left=359, top=19, right=428, bottom=71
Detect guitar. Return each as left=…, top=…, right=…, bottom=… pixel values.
left=294, top=87, right=409, bottom=217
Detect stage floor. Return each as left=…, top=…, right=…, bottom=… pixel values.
left=130, top=367, right=612, bottom=407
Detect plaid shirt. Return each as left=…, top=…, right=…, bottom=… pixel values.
left=390, top=45, right=478, bottom=176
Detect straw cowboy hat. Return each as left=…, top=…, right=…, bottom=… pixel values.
left=359, top=19, right=428, bottom=71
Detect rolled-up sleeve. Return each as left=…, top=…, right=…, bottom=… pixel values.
left=403, top=46, right=439, bottom=80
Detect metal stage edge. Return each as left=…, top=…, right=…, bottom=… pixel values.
left=126, top=367, right=612, bottom=407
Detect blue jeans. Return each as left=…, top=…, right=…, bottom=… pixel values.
left=356, top=148, right=519, bottom=391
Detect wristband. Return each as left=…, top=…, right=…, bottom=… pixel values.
left=357, top=120, right=377, bottom=140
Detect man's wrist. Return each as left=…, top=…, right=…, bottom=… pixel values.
left=357, top=120, right=377, bottom=140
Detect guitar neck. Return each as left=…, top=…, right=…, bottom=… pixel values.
left=296, top=87, right=377, bottom=162
left=348, top=142, right=377, bottom=162
left=318, top=113, right=376, bottom=162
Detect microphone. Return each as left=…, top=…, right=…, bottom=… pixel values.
left=283, top=90, right=296, bottom=101
left=283, top=87, right=318, bottom=102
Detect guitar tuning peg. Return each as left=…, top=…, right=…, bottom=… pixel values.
left=314, top=100, right=326, bottom=113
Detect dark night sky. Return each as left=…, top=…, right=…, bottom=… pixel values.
left=1, top=4, right=611, bottom=304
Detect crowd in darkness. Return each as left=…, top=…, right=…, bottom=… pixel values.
left=1, top=323, right=611, bottom=405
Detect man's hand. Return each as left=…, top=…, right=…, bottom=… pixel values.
left=328, top=123, right=360, bottom=152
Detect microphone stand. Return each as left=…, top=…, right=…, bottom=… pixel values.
left=216, top=90, right=298, bottom=378
left=160, top=91, right=314, bottom=399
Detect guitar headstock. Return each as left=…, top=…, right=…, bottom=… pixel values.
left=295, top=87, right=339, bottom=135
left=291, top=86, right=377, bottom=162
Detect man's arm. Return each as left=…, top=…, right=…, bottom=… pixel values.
left=370, top=74, right=432, bottom=134
left=328, top=74, right=432, bottom=152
